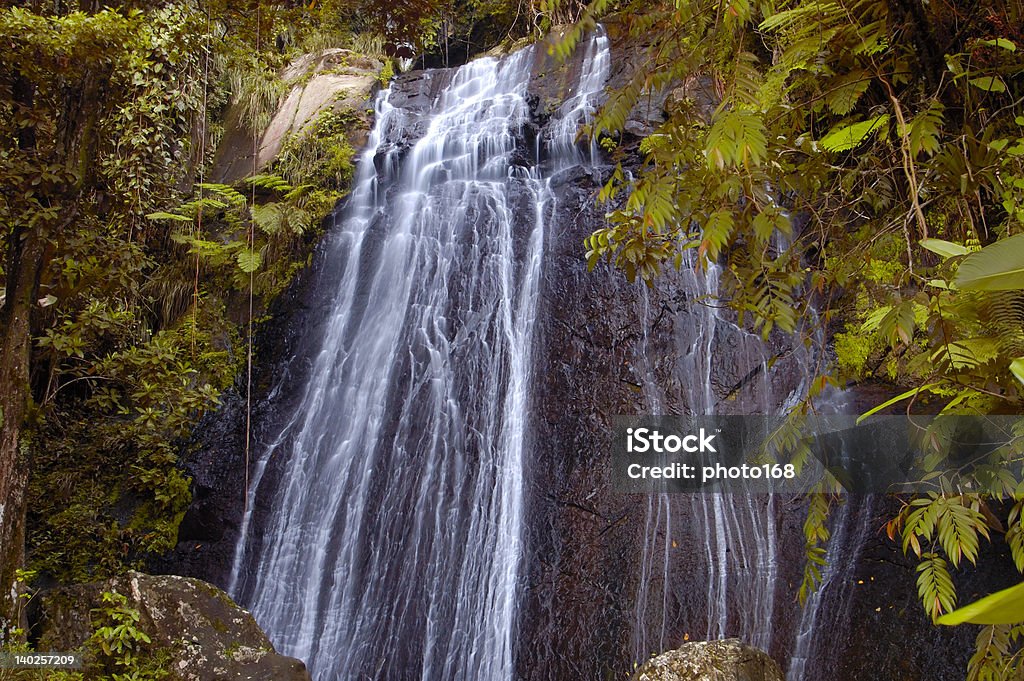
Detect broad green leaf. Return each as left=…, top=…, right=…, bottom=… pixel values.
left=705, top=110, right=767, bottom=169
left=200, top=182, right=247, bottom=207
left=935, top=498, right=986, bottom=566
left=826, top=70, right=870, bottom=115
left=969, top=76, right=1007, bottom=93
left=937, top=581, right=1024, bottom=625
left=908, top=103, right=944, bottom=157
left=251, top=203, right=284, bottom=235
left=1011, top=357, right=1024, bottom=387
left=934, top=338, right=1001, bottom=370
left=700, top=210, right=735, bottom=261
left=917, top=553, right=956, bottom=619
left=759, top=2, right=841, bottom=32
left=920, top=238, right=968, bottom=259
left=860, top=305, right=892, bottom=333
left=954, top=233, right=1024, bottom=290
left=977, top=38, right=1017, bottom=52
left=820, top=115, right=889, bottom=152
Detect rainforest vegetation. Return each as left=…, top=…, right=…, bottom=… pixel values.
left=1, top=0, right=1023, bottom=678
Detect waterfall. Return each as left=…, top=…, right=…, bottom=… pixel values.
left=786, top=494, right=874, bottom=681
left=787, top=390, right=875, bottom=681
left=228, top=32, right=610, bottom=681
left=629, top=253, right=874, bottom=674
left=631, top=253, right=783, bottom=663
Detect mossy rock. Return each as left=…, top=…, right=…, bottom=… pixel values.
left=35, top=571, right=310, bottom=680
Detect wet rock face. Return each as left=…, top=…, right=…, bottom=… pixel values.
left=516, top=157, right=805, bottom=681
left=167, top=35, right=808, bottom=680
left=35, top=571, right=310, bottom=681
left=634, top=639, right=784, bottom=681
left=827, top=495, right=1019, bottom=681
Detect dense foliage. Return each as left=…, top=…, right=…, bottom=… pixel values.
left=569, top=0, right=1024, bottom=676
left=0, top=0, right=366, bottom=636
left=0, top=3, right=222, bottom=636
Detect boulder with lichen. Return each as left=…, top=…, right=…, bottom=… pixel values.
left=633, top=639, right=784, bottom=681
left=34, top=571, right=309, bottom=680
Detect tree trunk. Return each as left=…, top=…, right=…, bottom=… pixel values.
left=0, top=72, right=41, bottom=643
left=0, top=225, right=43, bottom=642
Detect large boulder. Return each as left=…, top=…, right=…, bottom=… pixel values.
left=633, top=639, right=784, bottom=681
left=213, top=48, right=383, bottom=183
left=35, top=571, right=309, bottom=680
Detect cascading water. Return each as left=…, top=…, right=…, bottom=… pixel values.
left=628, top=253, right=877, bottom=676
left=631, top=254, right=788, bottom=663
left=229, top=31, right=610, bottom=681
left=216, top=26, right=891, bottom=681
left=787, top=389, right=875, bottom=681
left=786, top=493, right=874, bottom=681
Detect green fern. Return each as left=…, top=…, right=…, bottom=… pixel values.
left=917, top=552, right=956, bottom=620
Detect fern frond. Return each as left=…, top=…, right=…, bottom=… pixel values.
left=917, top=551, right=956, bottom=620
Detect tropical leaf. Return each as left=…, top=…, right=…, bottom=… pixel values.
left=752, top=206, right=790, bottom=243
left=907, top=102, right=944, bottom=157
left=857, top=383, right=939, bottom=424
left=247, top=173, right=292, bottom=192
left=934, top=338, right=1002, bottom=370
left=954, top=234, right=1024, bottom=291
left=935, top=496, right=987, bottom=567
left=921, top=238, right=968, bottom=259
left=1008, top=501, right=1024, bottom=572
left=825, top=69, right=871, bottom=116
left=251, top=203, right=285, bottom=235
left=146, top=211, right=193, bottom=222
left=977, top=38, right=1017, bottom=52
left=759, top=1, right=841, bottom=32
left=236, top=248, right=262, bottom=273
left=200, top=182, right=248, bottom=207
left=937, top=581, right=1024, bottom=625
left=700, top=210, right=735, bottom=261
left=1011, top=358, right=1024, bottom=387
left=860, top=304, right=893, bottom=332
left=969, top=76, right=1007, bottom=93
left=917, top=552, right=956, bottom=619
left=705, top=109, right=767, bottom=169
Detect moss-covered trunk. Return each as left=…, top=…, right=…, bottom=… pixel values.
left=0, top=71, right=42, bottom=642
left=0, top=224, right=43, bottom=641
